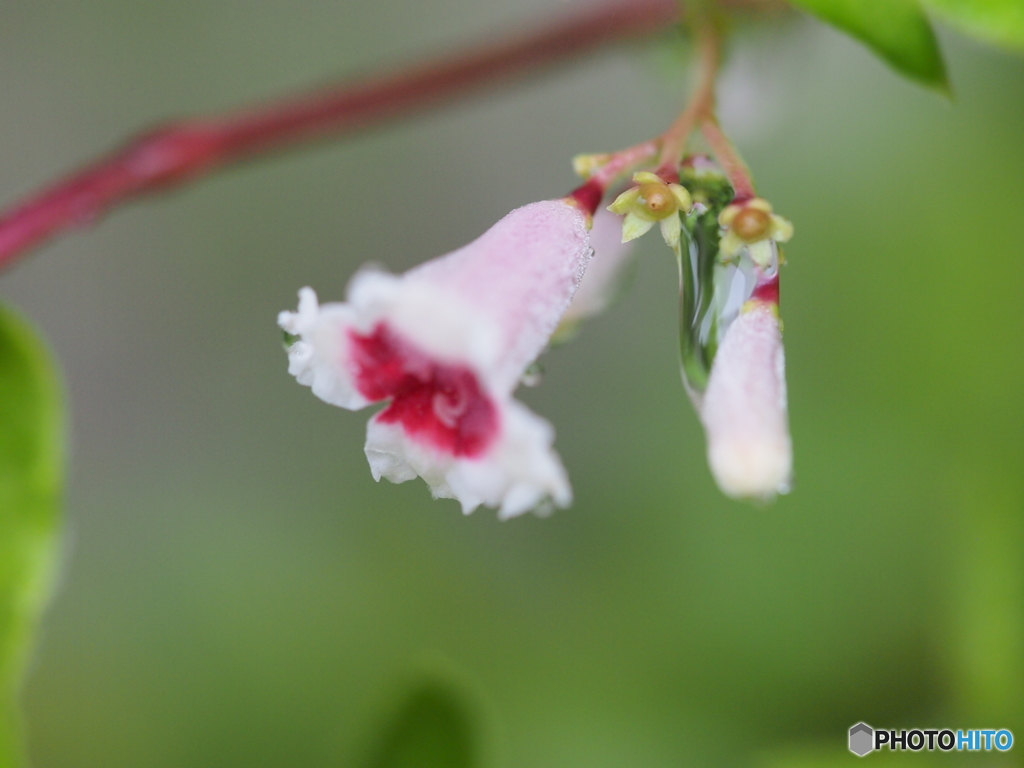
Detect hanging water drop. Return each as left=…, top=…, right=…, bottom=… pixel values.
left=520, top=361, right=544, bottom=387
left=676, top=164, right=783, bottom=405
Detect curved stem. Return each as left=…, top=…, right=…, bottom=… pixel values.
left=591, top=139, right=661, bottom=188
left=591, top=14, right=759, bottom=203
left=0, top=0, right=683, bottom=273
left=699, top=115, right=755, bottom=200
left=655, top=18, right=721, bottom=175
left=583, top=14, right=723, bottom=190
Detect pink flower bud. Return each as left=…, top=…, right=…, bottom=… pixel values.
left=278, top=200, right=591, bottom=518
left=699, top=301, right=792, bottom=500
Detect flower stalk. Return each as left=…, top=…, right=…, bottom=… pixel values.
left=655, top=17, right=722, bottom=176
left=699, top=116, right=756, bottom=201
left=577, top=14, right=755, bottom=201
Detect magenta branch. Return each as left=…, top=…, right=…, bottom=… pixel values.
left=0, top=0, right=689, bottom=273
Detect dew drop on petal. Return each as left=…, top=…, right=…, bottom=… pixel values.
left=520, top=362, right=544, bottom=388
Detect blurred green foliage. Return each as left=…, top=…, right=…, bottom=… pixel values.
left=364, top=683, right=478, bottom=768
left=787, top=0, right=948, bottom=89
left=924, top=0, right=1024, bottom=50
left=0, top=1, right=1022, bottom=767
left=0, top=306, right=63, bottom=767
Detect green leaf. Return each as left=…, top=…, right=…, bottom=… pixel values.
left=364, top=683, right=477, bottom=768
left=0, top=304, right=64, bottom=767
left=922, top=0, right=1024, bottom=50
left=788, top=0, right=950, bottom=91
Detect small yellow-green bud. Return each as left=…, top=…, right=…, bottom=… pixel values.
left=732, top=207, right=771, bottom=240
left=638, top=183, right=675, bottom=217
left=717, top=197, right=794, bottom=264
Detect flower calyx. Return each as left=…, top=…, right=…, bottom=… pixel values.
left=608, top=172, right=692, bottom=248
left=718, top=197, right=793, bottom=269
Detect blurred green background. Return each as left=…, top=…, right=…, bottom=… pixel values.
left=1, top=1, right=1022, bottom=766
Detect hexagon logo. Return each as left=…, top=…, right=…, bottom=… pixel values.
left=849, top=723, right=874, bottom=757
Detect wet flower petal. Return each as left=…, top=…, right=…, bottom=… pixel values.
left=699, top=300, right=792, bottom=500
left=559, top=207, right=636, bottom=328
left=278, top=200, right=590, bottom=517
left=366, top=398, right=570, bottom=519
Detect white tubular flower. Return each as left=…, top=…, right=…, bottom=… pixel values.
left=278, top=200, right=591, bottom=518
left=554, top=207, right=636, bottom=340
left=699, top=299, right=792, bottom=500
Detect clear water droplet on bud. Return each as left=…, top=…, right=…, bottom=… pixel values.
left=679, top=219, right=778, bottom=402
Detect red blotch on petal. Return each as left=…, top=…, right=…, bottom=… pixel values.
left=751, top=275, right=779, bottom=306
left=348, top=324, right=498, bottom=458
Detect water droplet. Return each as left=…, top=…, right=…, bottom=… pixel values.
left=679, top=216, right=777, bottom=401
left=520, top=362, right=544, bottom=388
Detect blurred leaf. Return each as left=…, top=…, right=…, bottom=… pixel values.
left=923, top=0, right=1024, bottom=50
left=0, top=304, right=64, bottom=767
left=947, top=480, right=1023, bottom=729
left=788, top=0, right=949, bottom=90
left=364, top=683, right=477, bottom=768
left=757, top=744, right=949, bottom=766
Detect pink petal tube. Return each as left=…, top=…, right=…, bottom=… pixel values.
left=560, top=207, right=635, bottom=328
left=699, top=301, right=792, bottom=500
left=278, top=200, right=591, bottom=518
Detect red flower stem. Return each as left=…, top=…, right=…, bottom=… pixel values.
left=655, top=17, right=721, bottom=176
left=591, top=139, right=660, bottom=188
left=699, top=116, right=756, bottom=200
left=0, top=0, right=685, bottom=273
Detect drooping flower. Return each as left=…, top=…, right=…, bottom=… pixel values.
left=698, top=282, right=792, bottom=500
left=717, top=197, right=792, bottom=268
left=675, top=163, right=793, bottom=500
left=278, top=199, right=592, bottom=518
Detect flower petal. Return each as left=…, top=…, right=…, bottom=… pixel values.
left=746, top=239, right=775, bottom=269
left=770, top=215, right=794, bottom=243
left=632, top=171, right=663, bottom=185
left=718, top=204, right=740, bottom=227
left=621, top=212, right=656, bottom=242
left=669, top=184, right=692, bottom=212
left=607, top=187, right=641, bottom=215
left=280, top=199, right=590, bottom=516
left=398, top=200, right=591, bottom=393
left=277, top=288, right=369, bottom=410
left=660, top=214, right=682, bottom=248
left=365, top=397, right=571, bottom=518
left=699, top=302, right=792, bottom=500
left=558, top=208, right=636, bottom=333
left=718, top=230, right=745, bottom=261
